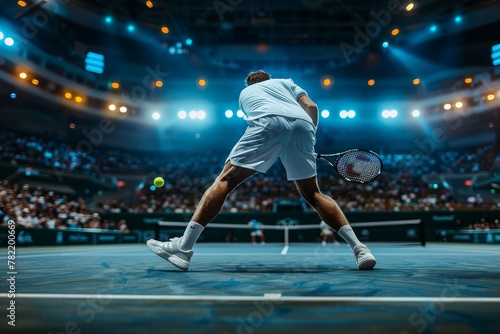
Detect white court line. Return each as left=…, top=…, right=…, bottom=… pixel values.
left=1, top=293, right=499, bottom=303
left=4, top=252, right=496, bottom=259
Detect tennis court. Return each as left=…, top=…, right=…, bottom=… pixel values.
left=1, top=232, right=499, bottom=334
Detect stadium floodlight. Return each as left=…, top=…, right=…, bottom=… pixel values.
left=236, top=109, right=244, bottom=118
left=389, top=110, right=398, bottom=118
left=347, top=110, right=356, bottom=118
left=197, top=110, right=206, bottom=120
left=4, top=37, right=14, bottom=46
left=178, top=110, right=187, bottom=119
left=0, top=31, right=4, bottom=40
left=412, top=110, right=420, bottom=117
left=225, top=110, right=233, bottom=118
left=152, top=112, right=160, bottom=120
left=381, top=110, right=390, bottom=118
left=189, top=110, right=197, bottom=119
left=339, top=110, right=348, bottom=119
left=321, top=110, right=330, bottom=118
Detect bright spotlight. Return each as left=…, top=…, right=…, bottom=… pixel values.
left=105, top=16, right=112, bottom=24
left=390, top=109, right=398, bottom=118
left=382, top=41, right=389, bottom=48
left=119, top=106, right=127, bottom=113
left=455, top=101, right=463, bottom=108
left=236, top=109, right=244, bottom=118
left=10, top=93, right=16, bottom=99
left=189, top=110, right=197, bottom=119
left=197, top=110, right=206, bottom=119
left=347, top=110, right=356, bottom=118
left=444, top=103, right=451, bottom=110
left=127, top=24, right=135, bottom=32
left=321, top=110, right=330, bottom=118
left=178, top=110, right=187, bottom=119
left=339, top=110, right=348, bottom=119
left=108, top=104, right=116, bottom=111
left=19, top=72, right=27, bottom=79
left=225, top=110, right=233, bottom=118
left=152, top=112, right=160, bottom=120
left=185, top=38, right=193, bottom=46
left=5, top=37, right=14, bottom=46
left=0, top=31, right=4, bottom=40
left=454, top=16, right=462, bottom=23
left=382, top=110, right=390, bottom=118
left=430, top=25, right=437, bottom=33
left=412, top=110, right=420, bottom=117
left=406, top=3, right=414, bottom=11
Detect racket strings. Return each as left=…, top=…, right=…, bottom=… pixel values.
left=335, top=150, right=382, bottom=183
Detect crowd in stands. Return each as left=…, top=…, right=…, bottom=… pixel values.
left=0, top=180, right=130, bottom=232
left=0, top=127, right=499, bottom=216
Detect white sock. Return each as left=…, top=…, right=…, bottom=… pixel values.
left=337, top=225, right=362, bottom=250
left=178, top=221, right=204, bottom=251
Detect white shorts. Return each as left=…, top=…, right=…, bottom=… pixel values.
left=227, top=115, right=317, bottom=181
left=251, top=231, right=263, bottom=237
left=321, top=229, right=333, bottom=236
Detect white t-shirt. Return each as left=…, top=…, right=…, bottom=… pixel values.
left=239, top=78, right=313, bottom=125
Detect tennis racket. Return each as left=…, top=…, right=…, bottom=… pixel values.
left=317, top=149, right=382, bottom=184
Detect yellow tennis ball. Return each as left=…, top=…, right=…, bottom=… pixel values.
left=154, top=177, right=164, bottom=187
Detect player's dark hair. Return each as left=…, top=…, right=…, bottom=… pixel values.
left=245, top=70, right=271, bottom=86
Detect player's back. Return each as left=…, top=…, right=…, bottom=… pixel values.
left=238, top=78, right=313, bottom=125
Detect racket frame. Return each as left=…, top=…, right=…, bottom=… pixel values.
left=316, top=149, right=383, bottom=183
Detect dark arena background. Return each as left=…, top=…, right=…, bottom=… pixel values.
left=0, top=0, right=500, bottom=333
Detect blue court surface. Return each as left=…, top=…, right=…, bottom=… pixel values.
left=1, top=242, right=499, bottom=334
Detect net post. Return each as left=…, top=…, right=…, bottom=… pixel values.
left=419, top=219, right=426, bottom=247
left=284, top=226, right=289, bottom=246
left=155, top=221, right=160, bottom=240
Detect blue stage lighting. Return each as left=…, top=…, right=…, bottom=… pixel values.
left=150, top=185, right=156, bottom=191
left=10, top=93, right=16, bottom=99
left=430, top=25, right=437, bottom=33
left=185, top=38, right=193, bottom=46
left=454, top=16, right=462, bottom=23
left=176, top=42, right=182, bottom=48
left=127, top=24, right=135, bottom=32
left=105, top=16, right=112, bottom=24
left=382, top=41, right=389, bottom=48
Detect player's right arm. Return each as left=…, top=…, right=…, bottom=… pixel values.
left=297, top=95, right=318, bottom=127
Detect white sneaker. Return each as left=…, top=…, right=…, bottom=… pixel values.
left=321, top=241, right=326, bottom=246
left=147, top=237, right=193, bottom=271
left=333, top=241, right=340, bottom=246
left=353, top=244, right=376, bottom=270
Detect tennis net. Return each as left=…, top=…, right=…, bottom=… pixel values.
left=155, top=219, right=425, bottom=247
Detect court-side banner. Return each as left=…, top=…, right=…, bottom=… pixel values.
left=0, top=227, right=138, bottom=246
left=437, top=229, right=500, bottom=244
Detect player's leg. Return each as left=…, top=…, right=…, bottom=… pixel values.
left=294, top=176, right=376, bottom=270
left=147, top=162, right=255, bottom=270
left=259, top=231, right=265, bottom=244
left=192, top=162, right=256, bottom=226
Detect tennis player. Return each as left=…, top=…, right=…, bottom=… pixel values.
left=147, top=70, right=376, bottom=270
left=248, top=219, right=266, bottom=244
left=320, top=220, right=340, bottom=246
